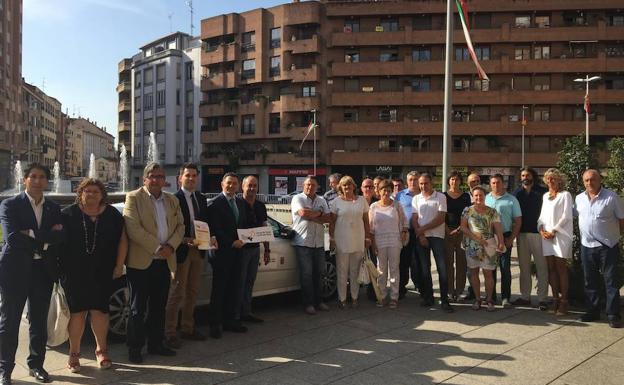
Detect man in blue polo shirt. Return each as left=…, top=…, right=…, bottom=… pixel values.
left=394, top=170, right=421, bottom=298
left=576, top=169, right=624, bottom=328
left=486, top=174, right=522, bottom=308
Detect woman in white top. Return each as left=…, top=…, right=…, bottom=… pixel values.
left=368, top=179, right=409, bottom=309
left=537, top=168, right=573, bottom=315
left=329, top=176, right=370, bottom=308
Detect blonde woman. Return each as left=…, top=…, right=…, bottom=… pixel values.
left=537, top=168, right=573, bottom=315
left=369, top=179, right=408, bottom=308
left=329, top=176, right=370, bottom=308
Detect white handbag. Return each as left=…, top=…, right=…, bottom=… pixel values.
left=357, top=252, right=371, bottom=285
left=47, top=282, right=70, bottom=347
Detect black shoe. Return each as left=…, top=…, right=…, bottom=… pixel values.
left=223, top=323, right=248, bottom=333
left=579, top=312, right=600, bottom=322
left=0, top=375, right=11, bottom=385
left=242, top=314, right=264, bottom=323
left=210, top=326, right=223, bottom=339
left=180, top=330, right=207, bottom=341
left=608, top=317, right=622, bottom=328
left=147, top=345, right=177, bottom=356
left=128, top=349, right=143, bottom=364
left=440, top=301, right=455, bottom=313
left=398, top=291, right=406, bottom=300
left=462, top=292, right=475, bottom=301
left=420, top=298, right=434, bottom=307
left=28, top=367, right=50, bottom=383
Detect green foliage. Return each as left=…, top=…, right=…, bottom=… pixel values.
left=556, top=135, right=595, bottom=196
left=603, top=137, right=624, bottom=195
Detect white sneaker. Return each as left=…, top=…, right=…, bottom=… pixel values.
left=502, top=299, right=512, bottom=309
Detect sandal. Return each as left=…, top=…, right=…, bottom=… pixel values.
left=67, top=352, right=81, bottom=373
left=472, top=300, right=482, bottom=311
left=556, top=300, right=569, bottom=316
left=388, top=299, right=398, bottom=309
left=95, top=349, right=112, bottom=370
left=486, top=301, right=496, bottom=312
left=549, top=298, right=560, bottom=314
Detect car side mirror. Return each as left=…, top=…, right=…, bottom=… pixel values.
left=280, top=227, right=296, bottom=239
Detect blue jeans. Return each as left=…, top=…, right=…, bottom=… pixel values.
left=294, top=246, right=326, bottom=307
left=416, top=237, right=448, bottom=302
left=237, top=247, right=260, bottom=319
left=581, top=244, right=621, bottom=318
left=400, top=229, right=421, bottom=294
left=498, top=245, right=513, bottom=301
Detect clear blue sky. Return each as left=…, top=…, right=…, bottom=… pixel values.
left=23, top=0, right=286, bottom=142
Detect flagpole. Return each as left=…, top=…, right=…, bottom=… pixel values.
left=312, top=109, right=317, bottom=176
left=442, top=0, right=453, bottom=193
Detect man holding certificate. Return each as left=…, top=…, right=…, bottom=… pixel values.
left=164, top=163, right=211, bottom=349
left=236, top=176, right=271, bottom=324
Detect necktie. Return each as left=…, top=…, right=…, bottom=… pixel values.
left=228, top=198, right=239, bottom=223
left=191, top=193, right=200, bottom=220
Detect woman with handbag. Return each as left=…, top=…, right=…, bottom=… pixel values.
left=369, top=179, right=409, bottom=309
left=60, top=178, right=127, bottom=372
left=460, top=186, right=505, bottom=312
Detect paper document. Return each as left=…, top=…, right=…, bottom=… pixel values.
left=237, top=226, right=275, bottom=244
left=194, top=220, right=214, bottom=250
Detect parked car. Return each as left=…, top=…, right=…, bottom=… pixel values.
left=109, top=202, right=337, bottom=339
left=277, top=191, right=301, bottom=204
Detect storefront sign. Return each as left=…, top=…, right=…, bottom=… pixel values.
left=476, top=167, right=513, bottom=176
left=268, top=168, right=326, bottom=176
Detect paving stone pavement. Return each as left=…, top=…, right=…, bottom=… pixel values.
left=9, top=260, right=624, bottom=385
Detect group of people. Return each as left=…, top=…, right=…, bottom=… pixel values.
left=0, top=164, right=621, bottom=385
left=0, top=163, right=269, bottom=384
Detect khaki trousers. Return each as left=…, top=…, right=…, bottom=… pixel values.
left=517, top=232, right=548, bottom=302
left=165, top=247, right=204, bottom=337
left=445, top=227, right=467, bottom=297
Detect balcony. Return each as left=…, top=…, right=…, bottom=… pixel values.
left=117, top=101, right=131, bottom=113
left=116, top=81, right=131, bottom=93
left=201, top=43, right=237, bottom=66
left=281, top=94, right=320, bottom=112
left=117, top=122, right=131, bottom=133
left=199, top=101, right=239, bottom=117
left=283, top=35, right=320, bottom=55
left=201, top=72, right=238, bottom=91
left=201, top=126, right=239, bottom=143
left=118, top=58, right=132, bottom=73
left=283, top=1, right=321, bottom=26
left=201, top=14, right=239, bottom=40
left=283, top=64, right=320, bottom=83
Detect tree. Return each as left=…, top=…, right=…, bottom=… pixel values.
left=603, top=137, right=624, bottom=195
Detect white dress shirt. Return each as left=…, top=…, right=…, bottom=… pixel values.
left=25, top=191, right=46, bottom=259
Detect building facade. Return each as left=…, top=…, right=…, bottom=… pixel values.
left=117, top=32, right=202, bottom=188
left=199, top=0, right=624, bottom=193
left=0, top=0, right=23, bottom=189
left=63, top=114, right=83, bottom=178
left=22, top=81, right=44, bottom=165
left=40, top=94, right=61, bottom=170
left=70, top=117, right=115, bottom=175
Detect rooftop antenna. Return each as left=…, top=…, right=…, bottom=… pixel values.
left=168, top=12, right=174, bottom=33
left=185, top=0, right=194, bottom=36
left=41, top=77, right=46, bottom=92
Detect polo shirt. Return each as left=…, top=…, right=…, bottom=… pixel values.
left=291, top=193, right=329, bottom=248
left=396, top=188, right=419, bottom=228
left=485, top=192, right=522, bottom=233
left=412, top=191, right=447, bottom=239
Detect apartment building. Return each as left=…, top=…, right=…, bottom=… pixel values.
left=199, top=0, right=624, bottom=193
left=22, top=81, right=44, bottom=165
left=0, top=0, right=23, bottom=189
left=68, top=117, right=115, bottom=175
left=117, top=32, right=202, bottom=188
left=40, top=93, right=61, bottom=170
left=62, top=114, right=83, bottom=178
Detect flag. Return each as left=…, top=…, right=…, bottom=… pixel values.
left=460, top=0, right=470, bottom=28
left=455, top=0, right=489, bottom=80
left=299, top=120, right=316, bottom=150
left=584, top=92, right=590, bottom=114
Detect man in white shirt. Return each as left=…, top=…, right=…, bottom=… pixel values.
left=411, top=173, right=453, bottom=313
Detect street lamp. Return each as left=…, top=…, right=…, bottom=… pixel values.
left=573, top=75, right=601, bottom=146
left=521, top=105, right=528, bottom=168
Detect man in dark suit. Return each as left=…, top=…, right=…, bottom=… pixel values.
left=0, top=163, right=65, bottom=384
left=206, top=172, right=247, bottom=338
left=164, top=163, right=213, bottom=348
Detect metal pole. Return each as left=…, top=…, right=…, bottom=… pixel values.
left=312, top=109, right=317, bottom=176
left=441, top=0, right=454, bottom=192
left=521, top=105, right=526, bottom=168
left=585, top=75, right=590, bottom=146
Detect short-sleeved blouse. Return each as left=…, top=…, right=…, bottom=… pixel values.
left=462, top=205, right=501, bottom=264
left=330, top=196, right=369, bottom=253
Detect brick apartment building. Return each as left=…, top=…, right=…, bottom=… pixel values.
left=193, top=0, right=624, bottom=193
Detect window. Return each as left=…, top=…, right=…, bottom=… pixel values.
left=534, top=45, right=550, bottom=59
left=380, top=48, right=398, bottom=62
left=345, top=49, right=360, bottom=63
left=344, top=108, right=358, bottom=122
left=380, top=18, right=399, bottom=32
left=563, top=11, right=586, bottom=26
left=144, top=118, right=153, bottom=133
left=345, top=137, right=359, bottom=152
left=176, top=89, right=180, bottom=105
left=454, top=79, right=471, bottom=91
left=186, top=90, right=193, bottom=106
left=176, top=63, right=181, bottom=79
left=302, top=86, right=316, bottom=97
left=412, top=48, right=431, bottom=61
left=473, top=79, right=490, bottom=91
left=413, top=15, right=432, bottom=30
left=156, top=116, right=166, bottom=134
left=241, top=115, right=255, bottom=135
left=533, top=106, right=550, bottom=121
left=134, top=96, right=141, bottom=111
left=204, top=117, right=219, bottom=131
left=344, top=19, right=360, bottom=33
left=475, top=46, right=490, bottom=60
left=156, top=90, right=166, bottom=107
left=185, top=62, right=193, bottom=79
left=605, top=76, right=624, bottom=89
left=515, top=46, right=530, bottom=60
left=412, top=78, right=430, bottom=92
left=144, top=93, right=153, bottom=110
left=379, top=78, right=399, bottom=91
left=269, top=56, right=280, bottom=77
left=269, top=113, right=280, bottom=133
left=607, top=44, right=624, bottom=57
left=474, top=13, right=492, bottom=28
left=134, top=72, right=141, bottom=88
left=156, top=64, right=166, bottom=82
left=270, top=27, right=281, bottom=48
left=570, top=43, right=587, bottom=58
left=345, top=78, right=359, bottom=92
left=242, top=59, right=256, bottom=80
left=452, top=108, right=471, bottom=122
left=144, top=68, right=153, bottom=85
left=515, top=15, right=531, bottom=28
left=455, top=47, right=469, bottom=61
left=379, top=138, right=398, bottom=152
left=379, top=108, right=397, bottom=122
left=535, top=15, right=550, bottom=28
left=457, top=46, right=489, bottom=60
left=533, top=75, right=550, bottom=91
left=609, top=14, right=624, bottom=26
left=242, top=31, right=256, bottom=52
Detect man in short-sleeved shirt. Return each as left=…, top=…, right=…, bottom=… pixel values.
left=411, top=173, right=453, bottom=312
left=575, top=169, right=624, bottom=328
left=486, top=174, right=522, bottom=308
left=395, top=171, right=421, bottom=298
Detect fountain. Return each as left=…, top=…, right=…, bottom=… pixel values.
left=13, top=160, right=22, bottom=193
left=119, top=145, right=128, bottom=192
left=53, top=161, right=60, bottom=194
left=88, top=153, right=96, bottom=179
left=147, top=132, right=158, bottom=164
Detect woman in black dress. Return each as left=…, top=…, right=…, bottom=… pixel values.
left=60, top=178, right=127, bottom=372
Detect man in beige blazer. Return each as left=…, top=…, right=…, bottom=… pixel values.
left=123, top=162, right=185, bottom=364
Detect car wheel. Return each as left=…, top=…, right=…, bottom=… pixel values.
left=322, top=253, right=337, bottom=300
left=108, top=276, right=130, bottom=341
